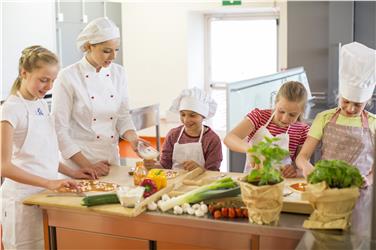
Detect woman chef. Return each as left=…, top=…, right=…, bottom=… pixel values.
left=52, top=17, right=141, bottom=176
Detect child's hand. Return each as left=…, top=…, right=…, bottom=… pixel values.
left=281, top=164, right=297, bottom=178
left=302, top=164, right=314, bottom=179
left=182, top=160, right=201, bottom=171
left=46, top=179, right=79, bottom=191
left=361, top=175, right=372, bottom=189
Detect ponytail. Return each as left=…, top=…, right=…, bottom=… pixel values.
left=10, top=76, right=22, bottom=95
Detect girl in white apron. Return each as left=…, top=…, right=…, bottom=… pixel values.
left=143, top=88, right=222, bottom=171
left=52, top=17, right=142, bottom=178
left=224, top=81, right=310, bottom=176
left=296, top=42, right=376, bottom=236
left=1, top=46, right=88, bottom=249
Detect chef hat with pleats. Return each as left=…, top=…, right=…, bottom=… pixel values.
left=169, top=87, right=217, bottom=119
left=339, top=42, right=376, bottom=103
left=76, top=17, right=120, bottom=52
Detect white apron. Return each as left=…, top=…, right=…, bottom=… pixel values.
left=244, top=112, right=292, bottom=173
left=172, top=126, right=205, bottom=170
left=1, top=93, right=59, bottom=249
left=61, top=64, right=121, bottom=171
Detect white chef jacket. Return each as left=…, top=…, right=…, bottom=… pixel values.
left=52, top=56, right=135, bottom=166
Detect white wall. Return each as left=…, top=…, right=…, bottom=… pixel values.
left=1, top=1, right=56, bottom=100
left=121, top=2, right=287, bottom=118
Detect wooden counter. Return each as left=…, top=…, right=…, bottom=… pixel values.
left=24, top=166, right=310, bottom=250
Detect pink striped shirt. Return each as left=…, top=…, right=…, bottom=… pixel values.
left=160, top=125, right=222, bottom=171
left=246, top=109, right=310, bottom=160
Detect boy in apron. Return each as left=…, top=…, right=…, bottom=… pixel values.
left=144, top=87, right=222, bottom=171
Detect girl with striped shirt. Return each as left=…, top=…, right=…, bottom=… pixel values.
left=224, top=81, right=310, bottom=177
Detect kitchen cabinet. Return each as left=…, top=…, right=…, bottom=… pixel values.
left=56, top=228, right=149, bottom=250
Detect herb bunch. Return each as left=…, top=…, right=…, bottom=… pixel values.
left=308, top=160, right=363, bottom=188
left=246, top=137, right=289, bottom=186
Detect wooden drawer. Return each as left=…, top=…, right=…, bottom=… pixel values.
left=56, top=227, right=149, bottom=250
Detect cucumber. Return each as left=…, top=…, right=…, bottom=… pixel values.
left=82, top=193, right=120, bottom=207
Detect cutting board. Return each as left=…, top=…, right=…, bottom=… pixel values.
left=23, top=165, right=189, bottom=217
left=169, top=172, right=313, bottom=215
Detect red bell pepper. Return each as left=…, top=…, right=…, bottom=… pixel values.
left=140, top=178, right=158, bottom=198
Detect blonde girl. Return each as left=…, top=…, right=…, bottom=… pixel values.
left=224, top=81, right=310, bottom=177
left=296, top=42, right=375, bottom=181
left=1, top=46, right=94, bottom=249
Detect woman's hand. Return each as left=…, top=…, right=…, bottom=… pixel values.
left=281, top=164, right=297, bottom=178
left=91, top=161, right=110, bottom=176
left=143, top=159, right=157, bottom=170
left=73, top=167, right=98, bottom=180
left=182, top=160, right=202, bottom=171
left=46, top=179, right=79, bottom=191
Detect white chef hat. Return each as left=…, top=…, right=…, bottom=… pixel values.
left=169, top=87, right=217, bottom=119
left=76, top=17, right=120, bottom=52
left=339, top=42, right=376, bottom=103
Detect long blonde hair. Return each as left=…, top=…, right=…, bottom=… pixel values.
left=275, top=81, right=308, bottom=121
left=10, top=45, right=59, bottom=95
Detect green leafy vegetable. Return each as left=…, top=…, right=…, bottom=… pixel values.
left=159, top=177, right=239, bottom=212
left=246, top=137, right=289, bottom=186
left=307, top=160, right=363, bottom=188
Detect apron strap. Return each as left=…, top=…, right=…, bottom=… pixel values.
left=329, top=108, right=342, bottom=123
left=176, top=126, right=185, bottom=144
left=176, top=125, right=205, bottom=143
left=267, top=110, right=290, bottom=134
left=361, top=111, right=369, bottom=129
left=198, top=125, right=204, bottom=143
left=331, top=108, right=369, bottom=129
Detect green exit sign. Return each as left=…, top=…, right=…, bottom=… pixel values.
left=222, top=0, right=241, bottom=6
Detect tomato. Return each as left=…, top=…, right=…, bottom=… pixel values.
left=235, top=208, right=243, bottom=218
left=228, top=208, right=236, bottom=218
left=221, top=207, right=228, bottom=218
left=242, top=208, right=248, bottom=218
left=213, top=210, right=222, bottom=219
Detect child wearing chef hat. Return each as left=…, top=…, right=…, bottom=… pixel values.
left=144, top=87, right=222, bottom=171
left=297, top=42, right=376, bottom=182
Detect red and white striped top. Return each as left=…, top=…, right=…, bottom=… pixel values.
left=246, top=108, right=310, bottom=160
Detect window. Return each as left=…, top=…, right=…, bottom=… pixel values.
left=205, top=12, right=279, bottom=132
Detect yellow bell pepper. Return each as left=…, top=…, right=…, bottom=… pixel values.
left=146, top=169, right=167, bottom=190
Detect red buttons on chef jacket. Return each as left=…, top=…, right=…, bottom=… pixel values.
left=96, top=135, right=100, bottom=139
left=93, top=118, right=96, bottom=121
left=110, top=117, right=113, bottom=120
left=106, top=74, right=110, bottom=77
left=86, top=75, right=89, bottom=78
left=111, top=136, right=114, bottom=138
left=91, top=96, right=95, bottom=99
left=110, top=95, right=114, bottom=98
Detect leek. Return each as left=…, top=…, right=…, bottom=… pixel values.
left=159, top=177, right=239, bottom=212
